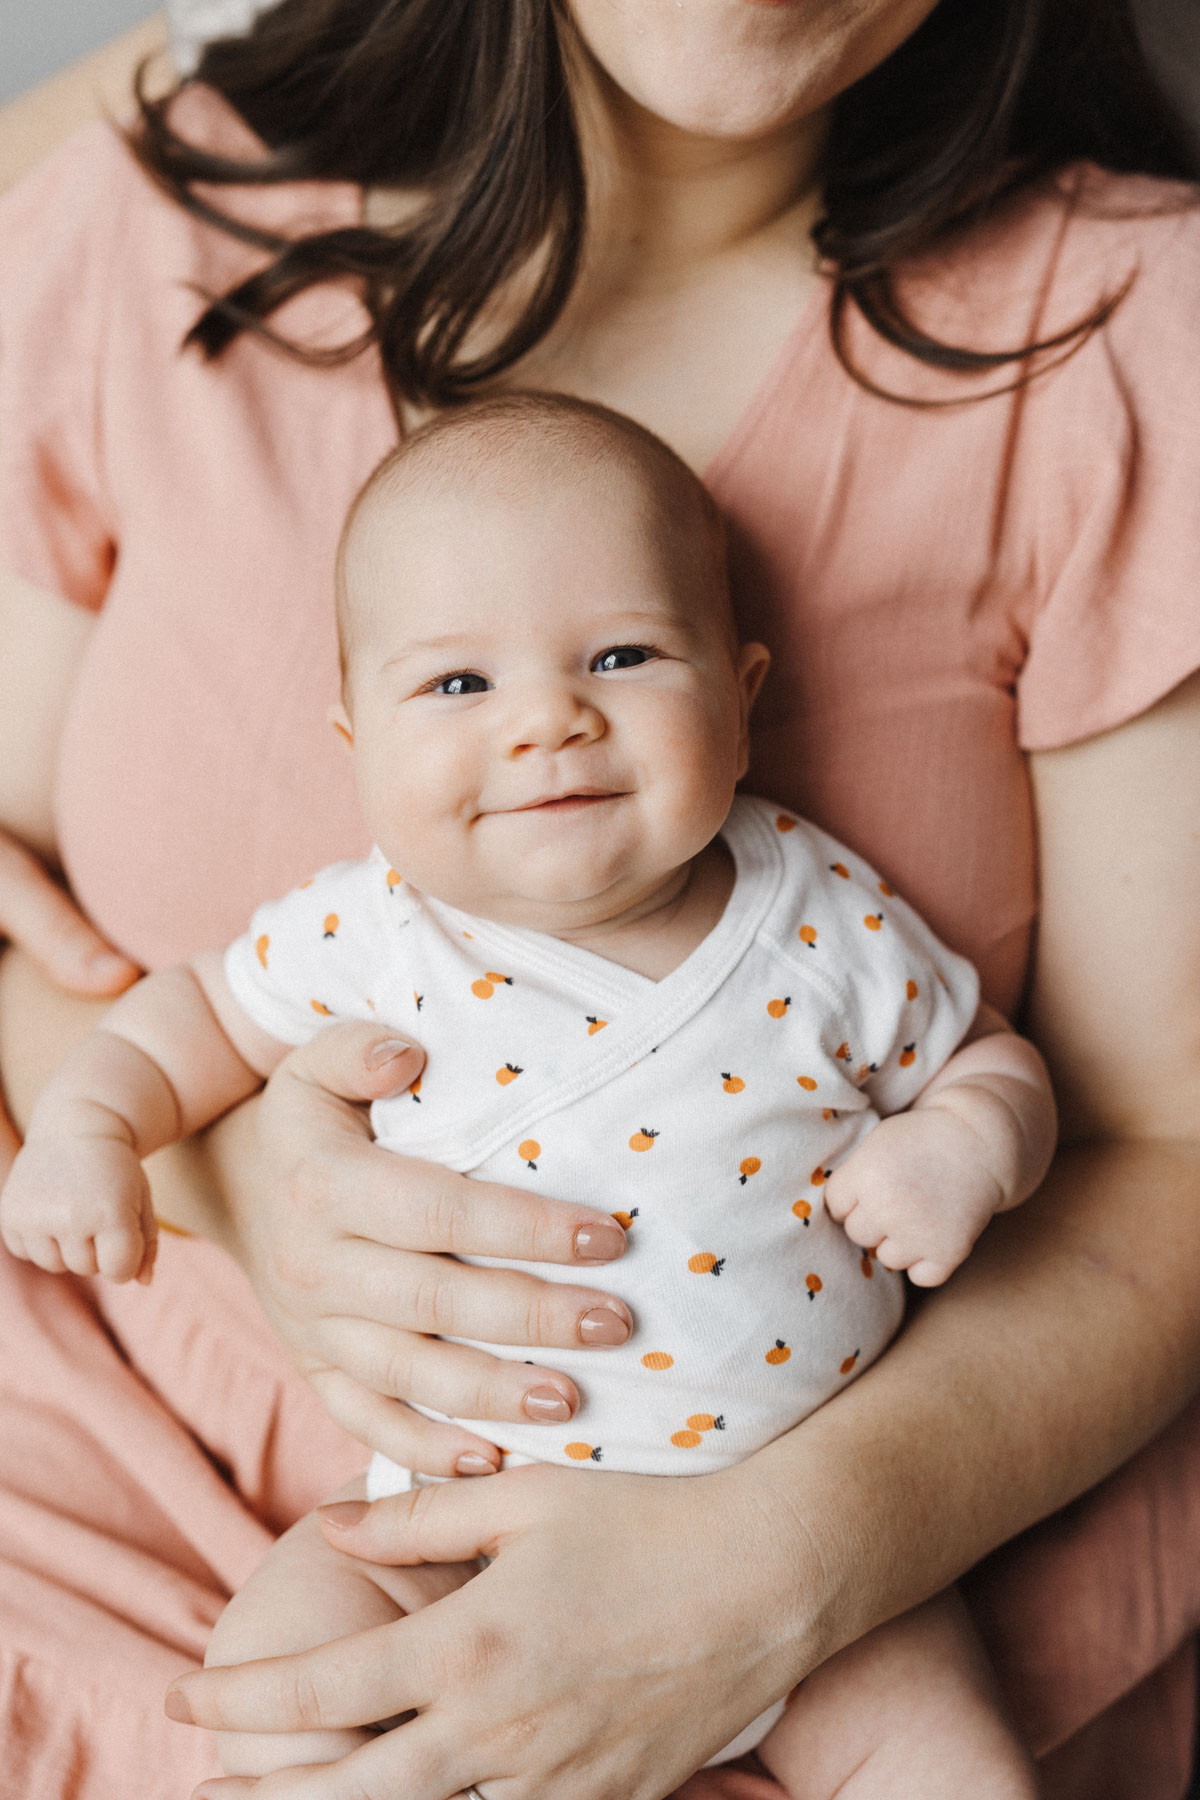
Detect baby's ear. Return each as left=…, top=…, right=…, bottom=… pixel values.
left=328, top=703, right=354, bottom=749
left=734, top=643, right=771, bottom=779
left=738, top=642, right=771, bottom=714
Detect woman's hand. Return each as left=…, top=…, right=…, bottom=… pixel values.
left=168, top=1458, right=820, bottom=1800
left=198, top=1021, right=634, bottom=1476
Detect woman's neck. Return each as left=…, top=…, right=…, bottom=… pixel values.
left=569, top=44, right=827, bottom=300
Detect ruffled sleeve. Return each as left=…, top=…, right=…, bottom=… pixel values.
left=1015, top=191, right=1200, bottom=749
left=0, top=123, right=129, bottom=609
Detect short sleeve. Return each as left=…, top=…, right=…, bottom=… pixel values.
left=778, top=821, right=981, bottom=1116
left=1015, top=191, right=1200, bottom=750
left=224, top=855, right=396, bottom=1046
left=0, top=124, right=123, bottom=608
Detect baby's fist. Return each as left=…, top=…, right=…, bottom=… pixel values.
left=822, top=1109, right=1005, bottom=1287
left=0, top=1134, right=157, bottom=1284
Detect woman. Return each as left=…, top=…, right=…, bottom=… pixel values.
left=1, top=2, right=1199, bottom=1796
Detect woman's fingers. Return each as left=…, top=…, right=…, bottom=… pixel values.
left=190, top=1720, right=461, bottom=1800
left=0, top=832, right=139, bottom=995
left=318, top=1474, right=526, bottom=1569
left=272, top=1028, right=629, bottom=1268
left=337, top=1156, right=630, bottom=1267
left=277, top=1021, right=427, bottom=1106
left=170, top=1606, right=450, bottom=1735
left=322, top=1240, right=630, bottom=1351
left=318, top=1316, right=580, bottom=1427
left=305, top=1367, right=502, bottom=1476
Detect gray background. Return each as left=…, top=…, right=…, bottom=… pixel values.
left=2, top=0, right=1198, bottom=143
left=0, top=1, right=158, bottom=104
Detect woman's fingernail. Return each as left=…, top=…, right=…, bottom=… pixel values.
left=164, top=1688, right=194, bottom=1724
left=455, top=1453, right=499, bottom=1476
left=523, top=1386, right=574, bottom=1422
left=318, top=1500, right=370, bottom=1529
left=573, top=1222, right=626, bottom=1262
left=366, top=1039, right=414, bottom=1069
left=578, top=1306, right=631, bottom=1346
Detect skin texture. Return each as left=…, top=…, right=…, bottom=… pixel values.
left=0, top=2, right=1198, bottom=1797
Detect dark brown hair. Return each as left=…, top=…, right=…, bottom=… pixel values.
left=132, top=0, right=1198, bottom=410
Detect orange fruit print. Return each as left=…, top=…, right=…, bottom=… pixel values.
left=629, top=1128, right=659, bottom=1152
left=471, top=971, right=512, bottom=1000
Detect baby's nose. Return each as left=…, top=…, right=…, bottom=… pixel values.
left=505, top=686, right=605, bottom=755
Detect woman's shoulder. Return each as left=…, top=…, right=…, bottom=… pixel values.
left=0, top=84, right=358, bottom=308
left=889, top=161, right=1200, bottom=364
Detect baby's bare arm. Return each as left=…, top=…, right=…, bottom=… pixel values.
left=824, top=1006, right=1057, bottom=1287
left=0, top=954, right=284, bottom=1281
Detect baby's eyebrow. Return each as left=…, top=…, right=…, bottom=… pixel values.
left=382, top=635, right=478, bottom=667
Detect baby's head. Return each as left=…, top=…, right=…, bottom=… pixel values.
left=335, top=392, right=769, bottom=932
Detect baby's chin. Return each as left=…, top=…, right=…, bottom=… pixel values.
left=424, top=858, right=665, bottom=933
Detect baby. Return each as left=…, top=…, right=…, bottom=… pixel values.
left=0, top=394, right=1054, bottom=1796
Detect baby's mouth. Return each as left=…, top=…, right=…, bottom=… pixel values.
left=509, top=790, right=626, bottom=813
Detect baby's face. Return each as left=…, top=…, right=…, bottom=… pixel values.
left=339, top=462, right=767, bottom=932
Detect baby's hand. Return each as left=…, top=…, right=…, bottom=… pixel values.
left=822, top=1107, right=1005, bottom=1287
left=0, top=1132, right=157, bottom=1284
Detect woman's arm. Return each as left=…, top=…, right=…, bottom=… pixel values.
left=169, top=671, right=1200, bottom=1800
left=0, top=15, right=169, bottom=195
left=0, top=566, right=141, bottom=1166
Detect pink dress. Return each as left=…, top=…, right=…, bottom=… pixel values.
left=2, top=90, right=1200, bottom=1798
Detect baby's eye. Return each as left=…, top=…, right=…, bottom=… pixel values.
left=431, top=672, right=491, bottom=696
left=592, top=645, right=655, bottom=673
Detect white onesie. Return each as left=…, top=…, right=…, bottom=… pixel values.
left=225, top=796, right=978, bottom=1759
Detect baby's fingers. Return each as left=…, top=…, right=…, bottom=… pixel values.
left=57, top=1236, right=100, bottom=1278
left=94, top=1221, right=151, bottom=1283
left=907, top=1258, right=955, bottom=1287
left=18, top=1234, right=67, bottom=1274
left=832, top=1198, right=882, bottom=1251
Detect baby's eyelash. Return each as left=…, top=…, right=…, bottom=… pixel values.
left=591, top=643, right=659, bottom=673
left=420, top=670, right=492, bottom=697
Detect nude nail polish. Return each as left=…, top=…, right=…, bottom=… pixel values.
left=523, top=1386, right=574, bottom=1422
left=455, top=1453, right=499, bottom=1476
left=164, top=1688, right=194, bottom=1724
left=573, top=1222, right=626, bottom=1262
left=318, top=1499, right=370, bottom=1528
left=578, top=1306, right=631, bottom=1345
